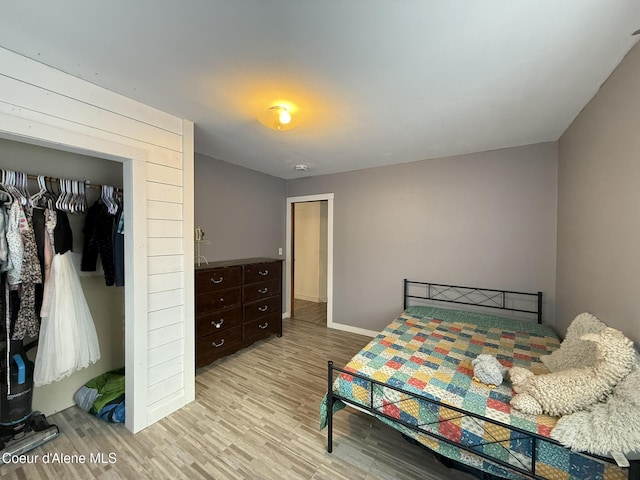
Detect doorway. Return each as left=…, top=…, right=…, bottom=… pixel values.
left=285, top=194, right=334, bottom=327
left=292, top=200, right=328, bottom=324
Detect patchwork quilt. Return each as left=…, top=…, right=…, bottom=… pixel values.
left=322, top=306, right=628, bottom=480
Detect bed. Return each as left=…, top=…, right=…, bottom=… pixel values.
left=322, top=280, right=639, bottom=480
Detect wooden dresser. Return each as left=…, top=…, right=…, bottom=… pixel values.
left=195, top=257, right=283, bottom=368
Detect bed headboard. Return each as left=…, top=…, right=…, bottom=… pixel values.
left=403, top=279, right=543, bottom=324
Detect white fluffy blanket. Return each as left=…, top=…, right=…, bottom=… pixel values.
left=551, top=359, right=640, bottom=455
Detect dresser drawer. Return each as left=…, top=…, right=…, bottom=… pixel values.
left=196, top=306, right=242, bottom=337
left=196, top=286, right=241, bottom=314
left=243, top=295, right=281, bottom=323
left=242, top=279, right=281, bottom=303
left=243, top=313, right=280, bottom=343
left=243, top=261, right=281, bottom=285
left=196, top=266, right=242, bottom=293
left=196, top=325, right=243, bottom=367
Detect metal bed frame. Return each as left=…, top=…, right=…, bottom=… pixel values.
left=326, top=280, right=639, bottom=480
left=403, top=280, right=543, bottom=324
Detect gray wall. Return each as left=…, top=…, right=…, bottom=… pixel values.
left=194, top=153, right=286, bottom=262
left=287, top=143, right=559, bottom=332
left=556, top=43, right=640, bottom=343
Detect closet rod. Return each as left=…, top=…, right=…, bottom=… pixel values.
left=24, top=173, right=121, bottom=191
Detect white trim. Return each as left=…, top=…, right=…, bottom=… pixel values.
left=327, top=322, right=379, bottom=338
left=124, top=157, right=148, bottom=433
left=285, top=194, right=334, bottom=328
left=181, top=120, right=195, bottom=405
left=293, top=294, right=327, bottom=303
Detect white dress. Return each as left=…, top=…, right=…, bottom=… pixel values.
left=34, top=209, right=101, bottom=386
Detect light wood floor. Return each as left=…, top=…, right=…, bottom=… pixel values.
left=2, top=311, right=475, bottom=480
left=292, top=299, right=327, bottom=325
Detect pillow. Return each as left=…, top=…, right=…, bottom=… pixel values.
left=540, top=312, right=607, bottom=372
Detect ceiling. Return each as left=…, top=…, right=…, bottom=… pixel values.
left=1, top=1, right=638, bottom=179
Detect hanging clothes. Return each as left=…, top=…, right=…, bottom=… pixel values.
left=32, top=206, right=73, bottom=263
left=113, top=207, right=124, bottom=287
left=32, top=205, right=73, bottom=315
left=81, top=200, right=115, bottom=286
left=39, top=208, right=55, bottom=318
left=0, top=207, right=8, bottom=267
left=12, top=205, right=43, bottom=340
left=5, top=201, right=24, bottom=287
left=34, top=207, right=101, bottom=386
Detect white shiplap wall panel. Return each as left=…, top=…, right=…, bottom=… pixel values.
left=148, top=323, right=184, bottom=350
left=147, top=219, right=183, bottom=238
left=148, top=272, right=185, bottom=293
left=0, top=75, right=182, bottom=151
left=147, top=374, right=184, bottom=405
left=0, top=103, right=184, bottom=171
left=149, top=357, right=184, bottom=387
left=147, top=182, right=182, bottom=203
left=147, top=162, right=183, bottom=186
left=148, top=306, right=184, bottom=330
left=147, top=390, right=186, bottom=426
left=147, top=149, right=183, bottom=169
left=0, top=47, right=194, bottom=433
left=148, top=255, right=184, bottom=275
left=0, top=102, right=148, bottom=162
left=148, top=289, right=184, bottom=312
left=147, top=200, right=183, bottom=220
left=148, top=237, right=183, bottom=256
left=148, top=340, right=183, bottom=368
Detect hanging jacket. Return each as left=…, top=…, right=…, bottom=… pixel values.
left=81, top=200, right=115, bottom=286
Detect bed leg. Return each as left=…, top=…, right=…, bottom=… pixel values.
left=327, top=360, right=334, bottom=453
left=537, top=292, right=543, bottom=324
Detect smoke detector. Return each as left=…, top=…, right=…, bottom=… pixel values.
left=294, top=164, right=309, bottom=171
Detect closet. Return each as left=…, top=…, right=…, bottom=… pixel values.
left=0, top=137, right=125, bottom=416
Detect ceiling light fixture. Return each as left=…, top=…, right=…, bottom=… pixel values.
left=258, top=104, right=299, bottom=131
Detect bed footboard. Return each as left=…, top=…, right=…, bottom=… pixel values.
left=326, top=361, right=638, bottom=480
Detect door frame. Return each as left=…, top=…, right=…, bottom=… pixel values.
left=285, top=193, right=334, bottom=326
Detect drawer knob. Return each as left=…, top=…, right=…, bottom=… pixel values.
left=220, top=297, right=224, bottom=302
left=259, top=322, right=269, bottom=329
left=258, top=287, right=268, bottom=294
left=212, top=339, right=225, bottom=348
left=258, top=270, right=269, bottom=276
left=211, top=276, right=223, bottom=284
left=212, top=319, right=224, bottom=329
left=258, top=305, right=269, bottom=312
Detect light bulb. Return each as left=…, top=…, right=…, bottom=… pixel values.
left=278, top=107, right=291, bottom=125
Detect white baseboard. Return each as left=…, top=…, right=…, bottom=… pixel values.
left=294, top=294, right=326, bottom=303
left=327, top=321, right=379, bottom=338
